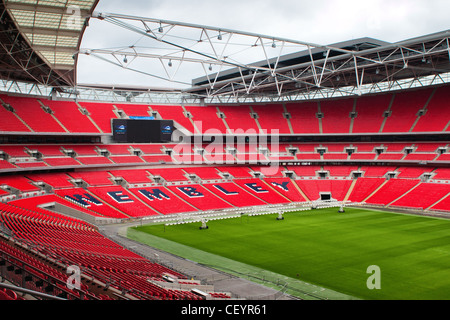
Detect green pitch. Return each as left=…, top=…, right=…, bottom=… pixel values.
left=129, top=207, right=450, bottom=300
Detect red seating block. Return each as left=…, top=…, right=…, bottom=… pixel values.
left=129, top=186, right=197, bottom=214
left=264, top=178, right=307, bottom=202
left=202, top=182, right=266, bottom=207
left=391, top=183, right=450, bottom=210
left=88, top=185, right=159, bottom=217
left=233, top=179, right=292, bottom=204
left=320, top=99, right=353, bottom=134
left=55, top=188, right=128, bottom=219
left=252, top=104, right=291, bottom=134
left=68, top=171, right=113, bottom=186
left=219, top=105, right=259, bottom=133
left=295, top=179, right=353, bottom=201
left=413, top=87, right=450, bottom=132
left=166, top=184, right=233, bottom=211
left=26, top=172, right=74, bottom=189
left=347, top=178, right=386, bottom=202
left=352, top=94, right=391, bottom=133
left=383, top=88, right=433, bottom=133
left=78, top=102, right=118, bottom=134
left=184, top=105, right=227, bottom=134
left=1, top=95, right=66, bottom=133
left=365, top=179, right=421, bottom=205
left=286, top=102, right=320, bottom=134
left=40, top=99, right=100, bottom=133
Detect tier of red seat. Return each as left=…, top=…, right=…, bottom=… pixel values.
left=0, top=141, right=448, bottom=173
left=0, top=200, right=205, bottom=300
left=8, top=163, right=450, bottom=216
left=2, top=86, right=449, bottom=136
left=31, top=165, right=447, bottom=210
left=0, top=165, right=450, bottom=206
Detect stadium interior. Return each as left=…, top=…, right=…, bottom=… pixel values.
left=0, top=0, right=450, bottom=301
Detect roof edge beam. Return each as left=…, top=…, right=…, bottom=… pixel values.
left=20, top=26, right=81, bottom=38
left=32, top=45, right=78, bottom=53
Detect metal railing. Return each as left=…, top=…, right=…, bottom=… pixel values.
left=0, top=282, right=66, bottom=301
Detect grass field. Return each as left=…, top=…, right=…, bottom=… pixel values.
left=129, top=207, right=450, bottom=300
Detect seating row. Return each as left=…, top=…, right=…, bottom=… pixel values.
left=3, top=168, right=450, bottom=217
left=0, top=141, right=449, bottom=173
left=0, top=165, right=446, bottom=193
left=1, top=85, right=449, bottom=135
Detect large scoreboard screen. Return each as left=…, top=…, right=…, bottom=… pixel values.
left=112, top=119, right=174, bottom=143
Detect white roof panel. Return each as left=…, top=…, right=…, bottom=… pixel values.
left=5, top=0, right=98, bottom=70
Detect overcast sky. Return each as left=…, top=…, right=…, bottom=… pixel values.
left=77, top=0, right=450, bottom=88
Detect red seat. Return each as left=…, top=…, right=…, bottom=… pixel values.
left=5, top=289, right=18, bottom=300
left=0, top=289, right=15, bottom=300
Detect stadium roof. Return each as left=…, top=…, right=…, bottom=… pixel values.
left=191, top=37, right=391, bottom=86
left=0, top=6, right=449, bottom=104
left=0, top=0, right=99, bottom=87
left=186, top=30, right=450, bottom=100
left=75, top=13, right=450, bottom=104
